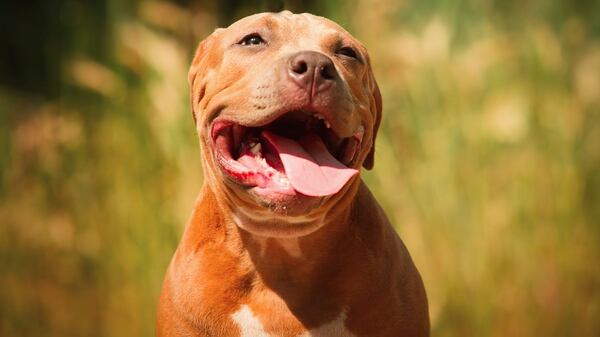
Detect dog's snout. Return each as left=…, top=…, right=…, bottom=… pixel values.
left=288, top=51, right=338, bottom=95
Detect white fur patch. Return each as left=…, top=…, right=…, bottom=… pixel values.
left=231, top=305, right=271, bottom=337
left=231, top=305, right=355, bottom=337
left=299, top=310, right=356, bottom=337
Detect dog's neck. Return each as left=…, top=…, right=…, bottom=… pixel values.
left=172, top=182, right=399, bottom=332
left=235, top=206, right=352, bottom=279
left=185, top=183, right=380, bottom=306
left=220, top=187, right=357, bottom=272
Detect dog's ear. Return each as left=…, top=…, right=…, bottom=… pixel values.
left=188, top=30, right=222, bottom=124
left=363, top=80, right=382, bottom=170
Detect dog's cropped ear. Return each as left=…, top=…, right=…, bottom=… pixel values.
left=363, top=80, right=382, bottom=170
left=188, top=30, right=223, bottom=124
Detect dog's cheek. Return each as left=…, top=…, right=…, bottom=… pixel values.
left=362, top=78, right=382, bottom=170
left=189, top=32, right=225, bottom=123
left=190, top=76, right=205, bottom=124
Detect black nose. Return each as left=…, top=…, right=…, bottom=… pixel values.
left=288, top=51, right=338, bottom=95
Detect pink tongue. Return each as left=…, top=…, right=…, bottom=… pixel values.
left=262, top=131, right=358, bottom=197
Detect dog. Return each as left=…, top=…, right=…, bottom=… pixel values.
left=156, top=11, right=429, bottom=337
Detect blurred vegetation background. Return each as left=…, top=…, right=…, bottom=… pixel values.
left=1, top=0, right=599, bottom=336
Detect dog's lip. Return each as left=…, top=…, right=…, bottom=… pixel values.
left=209, top=110, right=365, bottom=169
left=208, top=107, right=364, bottom=198
left=210, top=106, right=335, bottom=139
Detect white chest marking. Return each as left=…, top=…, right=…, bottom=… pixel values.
left=299, top=310, right=356, bottom=337
left=231, top=305, right=271, bottom=337
left=231, top=305, right=355, bottom=337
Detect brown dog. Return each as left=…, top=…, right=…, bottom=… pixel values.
left=157, top=11, right=429, bottom=337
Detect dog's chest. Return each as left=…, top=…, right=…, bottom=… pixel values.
left=230, top=304, right=356, bottom=337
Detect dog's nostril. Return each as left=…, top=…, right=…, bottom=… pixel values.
left=291, top=60, right=308, bottom=74
left=320, top=64, right=336, bottom=80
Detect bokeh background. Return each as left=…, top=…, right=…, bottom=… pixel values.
left=1, top=0, right=599, bottom=336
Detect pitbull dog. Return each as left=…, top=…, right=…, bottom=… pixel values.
left=157, top=11, right=429, bottom=337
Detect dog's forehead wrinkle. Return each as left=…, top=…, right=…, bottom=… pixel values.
left=273, top=11, right=349, bottom=43
left=237, top=17, right=282, bottom=38
left=264, top=17, right=278, bottom=30
left=219, top=12, right=364, bottom=54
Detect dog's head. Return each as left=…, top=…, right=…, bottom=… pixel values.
left=189, top=11, right=382, bottom=236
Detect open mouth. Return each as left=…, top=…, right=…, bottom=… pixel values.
left=211, top=109, right=363, bottom=197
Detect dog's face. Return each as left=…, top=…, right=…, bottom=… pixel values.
left=189, top=11, right=381, bottom=236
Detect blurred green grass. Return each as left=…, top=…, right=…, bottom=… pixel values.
left=1, top=0, right=599, bottom=336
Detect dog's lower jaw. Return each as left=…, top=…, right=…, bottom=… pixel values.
left=212, top=174, right=361, bottom=238
left=199, top=133, right=362, bottom=238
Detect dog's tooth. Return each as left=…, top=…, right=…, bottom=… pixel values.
left=325, top=120, right=331, bottom=129
left=250, top=142, right=262, bottom=156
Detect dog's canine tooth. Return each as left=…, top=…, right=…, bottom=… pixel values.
left=250, top=142, right=262, bottom=156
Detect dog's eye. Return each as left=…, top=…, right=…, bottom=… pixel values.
left=239, top=34, right=265, bottom=46
left=337, top=47, right=358, bottom=59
